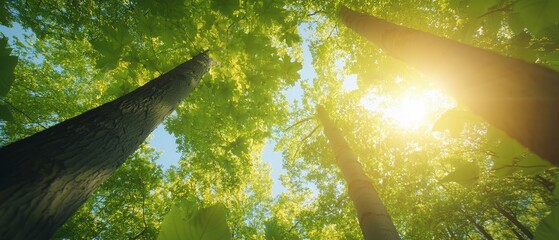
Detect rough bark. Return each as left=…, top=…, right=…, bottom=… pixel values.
left=339, top=6, right=559, bottom=166
left=495, top=205, right=534, bottom=239
left=317, top=105, right=400, bottom=240
left=0, top=51, right=211, bottom=239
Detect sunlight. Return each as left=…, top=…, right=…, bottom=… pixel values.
left=360, top=87, right=454, bottom=130
left=384, top=97, right=428, bottom=128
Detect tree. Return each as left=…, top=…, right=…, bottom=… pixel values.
left=338, top=6, right=559, bottom=166
left=1, top=0, right=558, bottom=239
left=317, top=105, right=400, bottom=240
left=0, top=51, right=210, bottom=239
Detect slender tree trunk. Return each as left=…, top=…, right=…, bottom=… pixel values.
left=338, top=6, right=559, bottom=166
left=465, top=215, right=494, bottom=240
left=0, top=51, right=211, bottom=239
left=534, top=175, right=555, bottom=193
left=510, top=225, right=527, bottom=240
left=494, top=205, right=534, bottom=239
left=474, top=223, right=494, bottom=240
left=317, top=105, right=400, bottom=240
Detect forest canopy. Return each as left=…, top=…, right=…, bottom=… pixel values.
left=1, top=0, right=559, bottom=239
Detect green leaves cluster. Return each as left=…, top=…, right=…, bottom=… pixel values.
left=158, top=200, right=231, bottom=240
left=0, top=36, right=17, bottom=121
left=2, top=0, right=559, bottom=239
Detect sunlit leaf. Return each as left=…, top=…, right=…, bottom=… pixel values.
left=465, top=0, right=499, bottom=17
left=534, top=205, right=559, bottom=240
left=157, top=200, right=231, bottom=240
left=0, top=104, right=13, bottom=121
left=513, top=0, right=558, bottom=36
left=432, top=108, right=475, bottom=137
left=441, top=161, right=479, bottom=186
left=0, top=37, right=18, bottom=97
left=264, top=219, right=283, bottom=240
left=211, top=0, right=239, bottom=16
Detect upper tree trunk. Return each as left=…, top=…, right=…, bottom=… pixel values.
left=466, top=216, right=495, bottom=240
left=339, top=7, right=559, bottom=166
left=317, top=105, right=400, bottom=240
left=494, top=205, right=534, bottom=239
left=0, top=51, right=211, bottom=239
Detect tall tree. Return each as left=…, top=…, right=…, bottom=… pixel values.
left=317, top=105, right=400, bottom=240
left=338, top=6, right=559, bottom=166
left=0, top=51, right=210, bottom=239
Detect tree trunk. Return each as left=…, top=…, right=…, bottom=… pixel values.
left=510, top=224, right=527, bottom=240
left=473, top=222, right=495, bottom=240
left=317, top=105, right=400, bottom=240
left=534, top=175, right=555, bottom=193
left=495, top=204, right=534, bottom=239
left=467, top=216, right=495, bottom=240
left=338, top=6, right=559, bottom=166
left=0, top=51, right=211, bottom=239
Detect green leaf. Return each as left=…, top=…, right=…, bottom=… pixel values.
left=553, top=181, right=559, bottom=199
left=0, top=37, right=18, bottom=97
left=465, top=0, right=499, bottom=17
left=0, top=104, right=13, bottom=121
left=157, top=200, right=231, bottom=240
left=535, top=204, right=559, bottom=240
left=432, top=108, right=475, bottom=137
left=513, top=0, right=559, bottom=36
left=489, top=129, right=553, bottom=177
left=493, top=135, right=525, bottom=161
left=516, top=153, right=552, bottom=176
left=440, top=161, right=479, bottom=186
left=211, top=0, right=239, bottom=16
left=264, top=219, right=283, bottom=240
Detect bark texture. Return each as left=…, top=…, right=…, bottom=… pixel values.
left=0, top=51, right=211, bottom=239
left=339, top=6, right=559, bottom=166
left=317, top=105, right=400, bottom=240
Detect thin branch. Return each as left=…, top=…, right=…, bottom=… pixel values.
left=478, top=2, right=514, bottom=18
left=129, top=183, right=148, bottom=240
left=284, top=220, right=299, bottom=237
left=284, top=116, right=313, bottom=131
left=307, top=10, right=324, bottom=16
left=2, top=100, right=47, bottom=129
left=292, top=125, right=319, bottom=158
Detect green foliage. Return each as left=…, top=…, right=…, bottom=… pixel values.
left=440, top=161, right=479, bottom=186
left=489, top=128, right=553, bottom=177
left=512, top=0, right=559, bottom=36
left=432, top=108, right=476, bottom=137
left=534, top=204, right=559, bottom=240
left=463, top=0, right=500, bottom=17
left=3, top=0, right=559, bottom=239
left=158, top=200, right=231, bottom=240
left=0, top=104, right=13, bottom=121
left=211, top=0, right=239, bottom=17
left=0, top=36, right=17, bottom=97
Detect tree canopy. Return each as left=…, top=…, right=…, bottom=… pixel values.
left=1, top=0, right=558, bottom=239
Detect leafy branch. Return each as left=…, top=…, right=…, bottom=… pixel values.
left=478, top=2, right=514, bottom=18
left=1, top=99, right=46, bottom=129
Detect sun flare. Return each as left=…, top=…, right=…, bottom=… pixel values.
left=385, top=98, right=428, bottom=128
left=360, top=88, right=453, bottom=130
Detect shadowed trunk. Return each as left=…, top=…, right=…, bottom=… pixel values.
left=467, top=216, right=495, bottom=240
left=317, top=105, right=400, bottom=240
left=495, top=205, right=534, bottom=239
left=0, top=51, right=211, bottom=239
left=338, top=6, right=559, bottom=166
